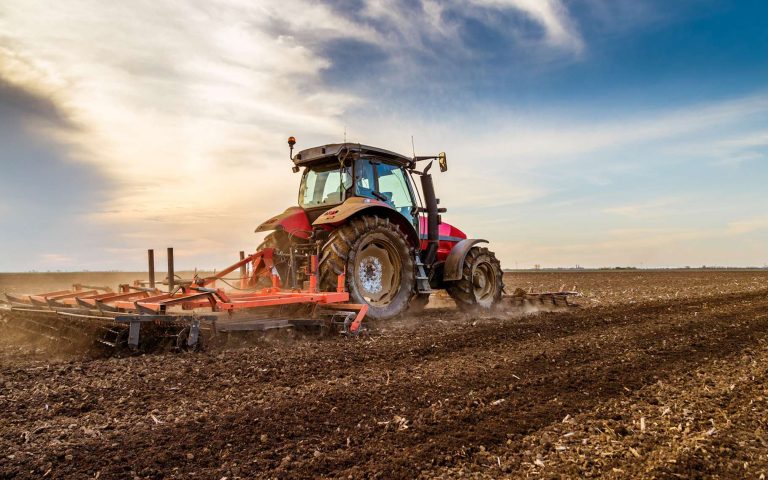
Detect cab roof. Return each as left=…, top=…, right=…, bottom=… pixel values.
left=292, top=143, right=412, bottom=168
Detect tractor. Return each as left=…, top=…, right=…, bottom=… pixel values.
left=254, top=138, right=505, bottom=321
left=1, top=137, right=577, bottom=352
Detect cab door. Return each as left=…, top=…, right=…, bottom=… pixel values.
left=354, top=159, right=418, bottom=231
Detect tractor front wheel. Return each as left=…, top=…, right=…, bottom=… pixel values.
left=447, top=246, right=504, bottom=310
left=319, top=216, right=415, bottom=321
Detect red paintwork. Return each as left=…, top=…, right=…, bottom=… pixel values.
left=419, top=217, right=467, bottom=262
left=255, top=206, right=312, bottom=239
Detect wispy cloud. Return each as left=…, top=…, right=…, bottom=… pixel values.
left=468, top=0, right=584, bottom=52
left=708, top=130, right=768, bottom=166
left=604, top=197, right=687, bottom=219
left=473, top=93, right=768, bottom=165
left=354, top=91, right=768, bottom=176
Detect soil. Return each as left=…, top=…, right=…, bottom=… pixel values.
left=1, top=270, right=768, bottom=479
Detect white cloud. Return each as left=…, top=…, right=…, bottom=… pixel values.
left=352, top=92, right=768, bottom=176
left=0, top=1, right=359, bottom=235
left=708, top=130, right=768, bottom=166
left=664, top=127, right=768, bottom=167
left=468, top=0, right=584, bottom=52
left=714, top=130, right=768, bottom=149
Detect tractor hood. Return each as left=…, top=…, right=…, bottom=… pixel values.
left=255, top=206, right=312, bottom=239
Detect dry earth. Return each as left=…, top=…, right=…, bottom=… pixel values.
left=1, top=270, right=768, bottom=479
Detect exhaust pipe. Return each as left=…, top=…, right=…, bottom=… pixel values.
left=420, top=162, right=440, bottom=266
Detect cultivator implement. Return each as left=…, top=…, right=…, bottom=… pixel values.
left=1, top=249, right=367, bottom=352
left=506, top=287, right=580, bottom=310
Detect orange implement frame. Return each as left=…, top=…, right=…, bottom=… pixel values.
left=2, top=251, right=370, bottom=351
left=128, top=255, right=368, bottom=333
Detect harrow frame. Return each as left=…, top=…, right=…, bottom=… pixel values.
left=1, top=249, right=368, bottom=351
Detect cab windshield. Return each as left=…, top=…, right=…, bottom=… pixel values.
left=298, top=163, right=353, bottom=208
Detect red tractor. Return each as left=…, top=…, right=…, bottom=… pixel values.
left=2, top=138, right=581, bottom=352
left=254, top=138, right=505, bottom=320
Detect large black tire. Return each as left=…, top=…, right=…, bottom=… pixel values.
left=319, top=216, right=415, bottom=321
left=446, top=246, right=504, bottom=311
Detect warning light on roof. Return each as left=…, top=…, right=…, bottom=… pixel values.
left=288, top=136, right=298, bottom=170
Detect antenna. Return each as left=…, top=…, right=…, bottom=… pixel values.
left=344, top=125, right=347, bottom=144
left=411, top=135, right=416, bottom=157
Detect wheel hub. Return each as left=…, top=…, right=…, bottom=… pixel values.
left=473, top=262, right=496, bottom=305
left=358, top=256, right=384, bottom=295
left=355, top=241, right=399, bottom=304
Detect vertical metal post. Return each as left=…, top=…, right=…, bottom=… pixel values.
left=167, top=247, right=175, bottom=292
left=308, top=254, right=318, bottom=293
left=239, top=250, right=246, bottom=289
left=148, top=249, right=155, bottom=289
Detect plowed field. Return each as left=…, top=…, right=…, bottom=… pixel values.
left=2, top=270, right=768, bottom=479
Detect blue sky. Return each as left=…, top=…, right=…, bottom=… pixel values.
left=0, top=0, right=767, bottom=271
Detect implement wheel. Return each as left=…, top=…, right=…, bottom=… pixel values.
left=447, top=246, right=504, bottom=310
left=319, top=216, right=415, bottom=321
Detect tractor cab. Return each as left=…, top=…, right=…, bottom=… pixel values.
left=294, top=143, right=420, bottom=230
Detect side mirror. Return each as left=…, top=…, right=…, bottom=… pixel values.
left=438, top=152, right=447, bottom=172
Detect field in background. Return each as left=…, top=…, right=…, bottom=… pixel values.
left=3, top=269, right=767, bottom=304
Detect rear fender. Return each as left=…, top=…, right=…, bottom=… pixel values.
left=442, top=239, right=488, bottom=282
left=255, top=207, right=312, bottom=239
left=313, top=197, right=420, bottom=248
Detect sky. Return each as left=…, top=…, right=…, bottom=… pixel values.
left=0, top=0, right=767, bottom=271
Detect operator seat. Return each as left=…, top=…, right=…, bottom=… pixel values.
left=323, top=191, right=343, bottom=204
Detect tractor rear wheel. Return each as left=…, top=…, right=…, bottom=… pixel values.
left=446, top=246, right=504, bottom=310
left=319, top=216, right=415, bottom=321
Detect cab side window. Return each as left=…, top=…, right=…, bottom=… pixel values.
left=354, top=159, right=415, bottom=217
left=355, top=159, right=377, bottom=198
left=376, top=163, right=414, bottom=211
